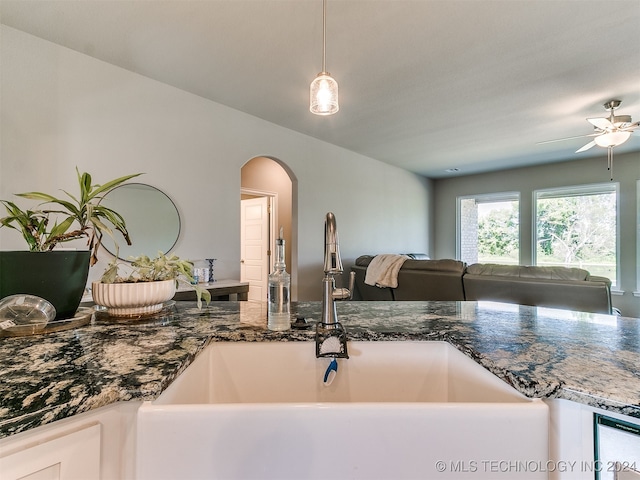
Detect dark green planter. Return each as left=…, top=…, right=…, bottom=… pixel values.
left=0, top=251, right=91, bottom=320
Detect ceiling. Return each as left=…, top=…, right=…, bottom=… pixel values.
left=2, top=0, right=639, bottom=178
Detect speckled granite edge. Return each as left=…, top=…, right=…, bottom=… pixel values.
left=1, top=300, right=639, bottom=440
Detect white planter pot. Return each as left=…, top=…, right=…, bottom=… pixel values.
left=91, top=280, right=176, bottom=317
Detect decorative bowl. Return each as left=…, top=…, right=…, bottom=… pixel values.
left=0, top=294, right=56, bottom=334
left=91, top=280, right=176, bottom=317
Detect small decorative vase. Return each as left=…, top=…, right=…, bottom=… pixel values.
left=91, top=279, right=176, bottom=317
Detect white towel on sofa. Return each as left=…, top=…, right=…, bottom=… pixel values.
left=364, top=254, right=409, bottom=288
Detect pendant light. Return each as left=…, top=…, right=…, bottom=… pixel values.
left=310, top=0, right=339, bottom=115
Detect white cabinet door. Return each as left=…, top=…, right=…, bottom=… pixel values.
left=0, top=423, right=101, bottom=480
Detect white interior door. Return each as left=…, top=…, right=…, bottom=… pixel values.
left=240, top=197, right=270, bottom=302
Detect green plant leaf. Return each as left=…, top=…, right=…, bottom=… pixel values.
left=3, top=169, right=142, bottom=259
left=47, top=216, right=76, bottom=240
left=1, top=200, right=50, bottom=251
left=86, top=173, right=143, bottom=201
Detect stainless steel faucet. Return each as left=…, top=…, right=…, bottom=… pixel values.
left=316, top=212, right=354, bottom=358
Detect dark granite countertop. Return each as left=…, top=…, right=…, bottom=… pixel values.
left=0, top=300, right=639, bottom=439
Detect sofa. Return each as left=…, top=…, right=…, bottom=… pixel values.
left=351, top=255, right=613, bottom=314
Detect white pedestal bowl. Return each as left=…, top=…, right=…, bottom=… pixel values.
left=91, top=280, right=175, bottom=317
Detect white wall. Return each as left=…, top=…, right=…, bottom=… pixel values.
left=0, top=26, right=432, bottom=301
left=433, top=151, right=640, bottom=317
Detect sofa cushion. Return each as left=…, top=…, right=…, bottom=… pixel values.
left=463, top=263, right=612, bottom=314
left=466, top=263, right=590, bottom=282
left=403, top=258, right=466, bottom=274
left=355, top=256, right=464, bottom=273
left=355, top=255, right=375, bottom=267
left=355, top=254, right=431, bottom=266
left=394, top=266, right=466, bottom=301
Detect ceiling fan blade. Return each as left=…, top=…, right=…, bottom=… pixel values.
left=576, top=140, right=597, bottom=153
left=587, top=117, right=613, bottom=130
left=613, top=115, right=632, bottom=125
left=620, top=121, right=640, bottom=131
left=536, top=133, right=599, bottom=145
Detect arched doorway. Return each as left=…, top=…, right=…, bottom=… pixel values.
left=240, top=157, right=296, bottom=302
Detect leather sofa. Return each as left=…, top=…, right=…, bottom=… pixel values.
left=351, top=255, right=613, bottom=314
left=352, top=255, right=466, bottom=302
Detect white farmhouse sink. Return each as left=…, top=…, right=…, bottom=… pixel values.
left=137, top=341, right=549, bottom=480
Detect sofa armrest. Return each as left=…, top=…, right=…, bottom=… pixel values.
left=351, top=265, right=394, bottom=301
left=587, top=275, right=612, bottom=286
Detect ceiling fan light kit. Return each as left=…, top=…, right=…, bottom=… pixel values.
left=593, top=131, right=632, bottom=148
left=585, top=100, right=638, bottom=180
left=310, top=0, right=339, bottom=116
left=541, top=100, right=639, bottom=180
left=578, top=99, right=637, bottom=151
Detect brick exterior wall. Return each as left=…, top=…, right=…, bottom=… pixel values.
left=460, top=198, right=478, bottom=264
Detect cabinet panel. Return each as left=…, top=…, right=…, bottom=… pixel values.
left=18, top=463, right=60, bottom=480
left=0, top=423, right=100, bottom=480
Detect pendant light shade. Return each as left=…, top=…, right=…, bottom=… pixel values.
left=310, top=0, right=339, bottom=115
left=310, top=72, right=339, bottom=115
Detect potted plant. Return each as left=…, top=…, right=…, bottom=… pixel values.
left=0, top=169, right=141, bottom=319
left=92, top=252, right=211, bottom=317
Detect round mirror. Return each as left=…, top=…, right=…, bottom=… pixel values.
left=100, top=183, right=180, bottom=260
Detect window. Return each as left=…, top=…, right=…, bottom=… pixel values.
left=534, top=183, right=618, bottom=286
left=458, top=193, right=520, bottom=265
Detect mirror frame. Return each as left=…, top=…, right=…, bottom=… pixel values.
left=101, top=183, right=181, bottom=261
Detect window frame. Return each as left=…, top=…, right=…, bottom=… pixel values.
left=532, top=182, right=620, bottom=288
left=456, top=191, right=521, bottom=265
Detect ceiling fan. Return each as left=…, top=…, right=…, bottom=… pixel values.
left=541, top=100, right=639, bottom=179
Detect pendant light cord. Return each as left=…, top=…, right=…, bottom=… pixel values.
left=322, top=0, right=327, bottom=73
